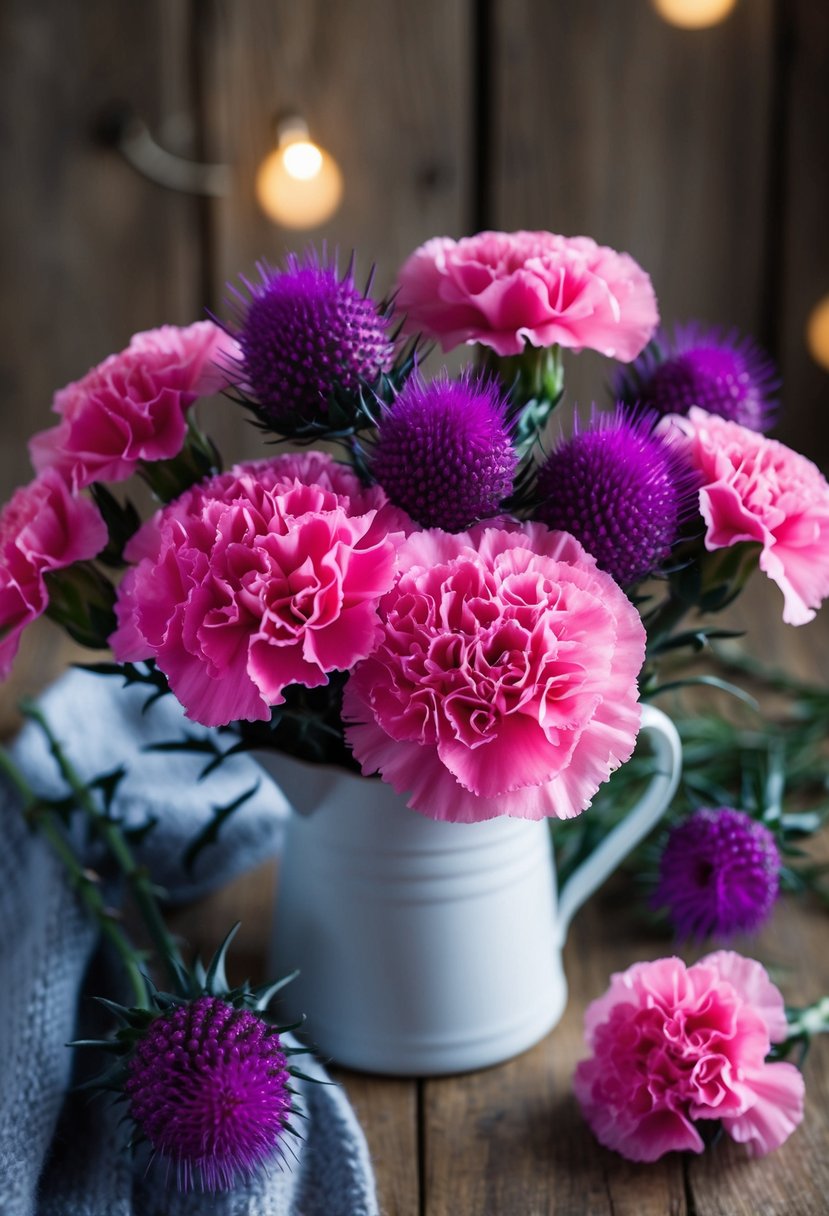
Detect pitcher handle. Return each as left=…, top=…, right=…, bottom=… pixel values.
left=556, top=704, right=682, bottom=943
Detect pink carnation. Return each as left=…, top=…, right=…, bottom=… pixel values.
left=663, top=407, right=829, bottom=625
left=573, top=951, right=804, bottom=1162
left=111, top=454, right=404, bottom=728
left=395, top=230, right=658, bottom=360
left=0, top=470, right=107, bottom=676
left=343, top=522, right=645, bottom=822
left=29, top=322, right=238, bottom=490
left=232, top=451, right=406, bottom=521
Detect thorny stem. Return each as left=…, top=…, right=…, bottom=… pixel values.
left=0, top=747, right=150, bottom=1008
left=19, top=700, right=188, bottom=996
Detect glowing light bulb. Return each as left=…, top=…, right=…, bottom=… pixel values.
left=282, top=140, right=323, bottom=180
left=255, top=116, right=343, bottom=230
left=652, top=0, right=738, bottom=28
left=806, top=295, right=829, bottom=372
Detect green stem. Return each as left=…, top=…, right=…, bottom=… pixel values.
left=342, top=432, right=374, bottom=487
left=20, top=700, right=188, bottom=995
left=43, top=562, right=118, bottom=650
left=138, top=414, right=221, bottom=503
left=786, top=996, right=829, bottom=1042
left=645, top=592, right=692, bottom=654
left=0, top=747, right=150, bottom=1008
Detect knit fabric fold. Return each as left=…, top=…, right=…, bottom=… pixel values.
left=0, top=669, right=379, bottom=1216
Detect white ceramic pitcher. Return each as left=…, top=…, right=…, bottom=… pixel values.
left=257, top=703, right=681, bottom=1076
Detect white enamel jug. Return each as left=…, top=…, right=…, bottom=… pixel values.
left=257, top=703, right=681, bottom=1076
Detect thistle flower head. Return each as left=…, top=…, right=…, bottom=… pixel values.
left=534, top=405, right=698, bottom=587
left=226, top=251, right=395, bottom=433
left=78, top=928, right=306, bottom=1194
left=616, top=324, right=780, bottom=432
left=370, top=369, right=517, bottom=531
left=126, top=995, right=292, bottom=1191
left=653, top=806, right=781, bottom=941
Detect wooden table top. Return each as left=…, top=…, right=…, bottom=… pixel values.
left=5, top=590, right=828, bottom=1216
left=170, top=845, right=829, bottom=1216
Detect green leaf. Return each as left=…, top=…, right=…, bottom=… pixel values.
left=123, top=814, right=159, bottom=846
left=648, top=627, right=745, bottom=656
left=88, top=767, right=128, bottom=815
left=203, top=923, right=241, bottom=996
left=251, top=969, right=300, bottom=1011
left=182, top=781, right=260, bottom=874
left=647, top=675, right=760, bottom=711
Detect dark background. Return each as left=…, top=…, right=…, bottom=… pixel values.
left=1, top=0, right=827, bottom=503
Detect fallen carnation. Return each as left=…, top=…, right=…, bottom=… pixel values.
left=573, top=951, right=805, bottom=1162
left=0, top=470, right=107, bottom=676
left=661, top=407, right=829, bottom=625
left=396, top=229, right=658, bottom=360
left=29, top=321, right=238, bottom=489
left=344, top=521, right=645, bottom=822
left=110, top=452, right=405, bottom=727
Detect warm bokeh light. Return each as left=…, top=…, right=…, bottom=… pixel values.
left=282, top=140, right=324, bottom=181
left=255, top=119, right=343, bottom=230
left=652, top=0, right=738, bottom=29
left=806, top=294, right=829, bottom=372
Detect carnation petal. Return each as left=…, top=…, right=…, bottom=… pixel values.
left=396, top=230, right=658, bottom=360
left=248, top=635, right=330, bottom=703
left=165, top=643, right=269, bottom=728
left=0, top=471, right=107, bottom=674
left=721, top=1063, right=805, bottom=1157
left=30, top=322, right=231, bottom=489
left=344, top=520, right=645, bottom=823
left=759, top=533, right=829, bottom=626
left=575, top=953, right=801, bottom=1165
left=112, top=455, right=400, bottom=726
left=622, top=1109, right=706, bottom=1162
left=700, top=482, right=769, bottom=550
left=436, top=711, right=567, bottom=796
left=699, top=951, right=789, bottom=1042
left=300, top=602, right=381, bottom=673
left=668, top=408, right=829, bottom=626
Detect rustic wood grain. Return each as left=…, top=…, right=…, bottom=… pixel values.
left=686, top=870, right=829, bottom=1216
left=420, top=836, right=829, bottom=1215
left=0, top=0, right=203, bottom=503
left=489, top=0, right=777, bottom=436
left=193, top=0, right=474, bottom=469
left=421, top=888, right=687, bottom=1216
left=774, top=1, right=829, bottom=464
left=169, top=854, right=421, bottom=1216
left=200, top=0, right=472, bottom=291
left=332, top=1071, right=420, bottom=1216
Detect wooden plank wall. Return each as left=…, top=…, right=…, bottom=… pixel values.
left=2, top=0, right=828, bottom=512
left=1, top=0, right=826, bottom=823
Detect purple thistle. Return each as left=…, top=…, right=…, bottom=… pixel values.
left=125, top=995, right=293, bottom=1192
left=616, top=324, right=780, bottom=432
left=226, top=252, right=394, bottom=428
left=534, top=405, right=698, bottom=587
left=371, top=369, right=518, bottom=531
left=653, top=807, right=781, bottom=941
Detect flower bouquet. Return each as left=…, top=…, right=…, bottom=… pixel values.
left=2, top=230, right=828, bottom=1169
